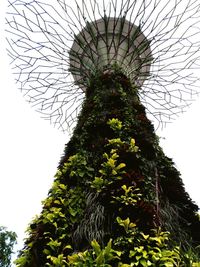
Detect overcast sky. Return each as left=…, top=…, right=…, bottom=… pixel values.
left=0, top=0, right=200, bottom=261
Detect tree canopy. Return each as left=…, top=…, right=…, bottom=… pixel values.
left=0, top=226, right=17, bottom=267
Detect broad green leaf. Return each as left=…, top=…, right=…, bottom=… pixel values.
left=163, top=263, right=173, bottom=267
left=59, top=184, right=67, bottom=190
left=68, top=253, right=82, bottom=263
left=104, top=239, right=112, bottom=258
left=129, top=222, right=137, bottom=228
left=91, top=240, right=101, bottom=256
left=43, top=249, right=50, bottom=255
left=130, top=138, right=135, bottom=146
left=107, top=158, right=116, bottom=168
left=95, top=252, right=104, bottom=265
left=121, top=185, right=128, bottom=192
left=140, top=258, right=148, bottom=267
left=129, top=250, right=137, bottom=258
left=115, top=250, right=122, bottom=257
left=112, top=169, right=118, bottom=175
left=46, top=213, right=54, bottom=222
left=116, top=163, right=126, bottom=170
left=64, top=244, right=72, bottom=250
left=68, top=207, right=77, bottom=217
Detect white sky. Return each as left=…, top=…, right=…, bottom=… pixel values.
left=0, top=0, right=200, bottom=261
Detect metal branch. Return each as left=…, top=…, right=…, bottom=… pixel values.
left=5, top=0, right=200, bottom=131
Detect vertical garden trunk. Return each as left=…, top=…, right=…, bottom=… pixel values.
left=16, top=71, right=200, bottom=266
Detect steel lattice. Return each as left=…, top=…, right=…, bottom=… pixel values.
left=6, top=0, right=200, bottom=132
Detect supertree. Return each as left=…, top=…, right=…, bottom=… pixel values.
left=6, top=0, right=200, bottom=266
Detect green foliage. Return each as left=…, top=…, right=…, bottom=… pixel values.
left=116, top=217, right=137, bottom=233
left=46, top=254, right=67, bottom=266
left=106, top=138, right=139, bottom=153
left=107, top=118, right=122, bottom=131
left=0, top=226, right=17, bottom=267
left=67, top=217, right=200, bottom=267
left=90, top=148, right=126, bottom=192
left=15, top=71, right=200, bottom=266
left=16, top=116, right=200, bottom=266
left=67, top=239, right=121, bottom=266
left=55, top=153, right=94, bottom=180
left=129, top=138, right=139, bottom=153
left=15, top=157, right=86, bottom=266
left=107, top=138, right=125, bottom=148
left=112, top=185, right=142, bottom=208
left=14, top=250, right=31, bottom=267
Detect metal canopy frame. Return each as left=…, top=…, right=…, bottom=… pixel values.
left=5, top=0, right=200, bottom=131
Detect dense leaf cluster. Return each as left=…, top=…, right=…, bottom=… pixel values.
left=0, top=226, right=17, bottom=267
left=15, top=70, right=200, bottom=266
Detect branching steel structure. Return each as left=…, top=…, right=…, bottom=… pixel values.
left=6, top=0, right=200, bottom=131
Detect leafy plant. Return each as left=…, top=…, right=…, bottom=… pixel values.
left=0, top=226, right=17, bottom=267
left=90, top=149, right=126, bottom=192
left=46, top=254, right=67, bottom=266
left=55, top=153, right=94, bottom=180
left=107, top=118, right=122, bottom=131
left=14, top=70, right=200, bottom=266
left=112, top=185, right=142, bottom=207
left=67, top=239, right=121, bottom=266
